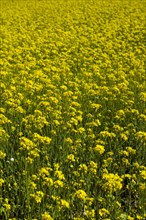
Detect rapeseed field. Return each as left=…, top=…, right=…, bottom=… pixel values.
left=0, top=0, right=146, bottom=219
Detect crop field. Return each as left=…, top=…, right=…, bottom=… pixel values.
left=0, top=0, right=146, bottom=219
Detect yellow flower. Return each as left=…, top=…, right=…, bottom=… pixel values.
left=30, top=191, right=44, bottom=203
left=54, top=180, right=64, bottom=188
left=78, top=127, right=85, bottom=134
left=39, top=167, right=50, bottom=177
left=43, top=177, right=53, bottom=186
left=16, top=106, right=25, bottom=114
left=139, top=183, right=145, bottom=191
left=65, top=137, right=73, bottom=144
left=116, top=201, right=121, bottom=207
left=29, top=181, right=37, bottom=190
left=19, top=137, right=35, bottom=151
left=0, top=178, right=4, bottom=187
left=127, top=216, right=134, bottom=220
left=74, top=189, right=87, bottom=201
left=60, top=85, right=68, bottom=91
left=26, top=157, right=33, bottom=164
left=0, top=114, right=12, bottom=124
left=0, top=150, right=6, bottom=159
left=103, top=158, right=113, bottom=168
left=0, top=129, right=10, bottom=141
left=53, top=119, right=60, bottom=126
left=99, top=208, right=110, bottom=217
left=140, top=170, right=146, bottom=180
left=91, top=103, right=102, bottom=111
left=113, top=124, right=123, bottom=132
left=120, top=150, right=129, bottom=157
left=66, top=154, right=75, bottom=162
left=85, top=209, right=95, bottom=218
left=133, top=162, right=140, bottom=169
left=135, top=131, right=146, bottom=142
left=99, top=131, right=116, bottom=139
left=3, top=199, right=11, bottom=211
left=54, top=170, right=65, bottom=180
left=126, top=146, right=136, bottom=154
left=102, top=173, right=122, bottom=193
left=41, top=212, right=53, bottom=220
left=94, top=144, right=105, bottom=154
left=120, top=133, right=128, bottom=141
left=32, top=175, right=38, bottom=181
left=79, top=164, right=88, bottom=174
left=122, top=174, right=132, bottom=179
left=122, top=158, right=130, bottom=165
left=28, top=149, right=40, bottom=158
left=136, top=214, right=144, bottom=219
left=70, top=117, right=78, bottom=125
left=115, top=110, right=125, bottom=119
left=33, top=133, right=52, bottom=145
left=88, top=161, right=97, bottom=175
left=60, top=199, right=70, bottom=208
left=86, top=197, right=94, bottom=206
left=51, top=195, right=60, bottom=202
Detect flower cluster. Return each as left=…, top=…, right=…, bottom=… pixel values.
left=1, top=0, right=145, bottom=219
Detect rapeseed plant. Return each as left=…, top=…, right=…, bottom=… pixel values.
left=1, top=0, right=145, bottom=219
left=41, top=212, right=53, bottom=220
left=94, top=144, right=105, bottom=155
left=74, top=190, right=87, bottom=201
left=102, top=173, right=123, bottom=193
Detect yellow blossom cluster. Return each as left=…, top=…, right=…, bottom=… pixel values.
left=1, top=0, right=145, bottom=219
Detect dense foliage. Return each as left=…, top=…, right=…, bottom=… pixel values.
left=0, top=0, right=146, bottom=219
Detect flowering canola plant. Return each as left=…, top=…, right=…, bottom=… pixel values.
left=0, top=0, right=146, bottom=219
